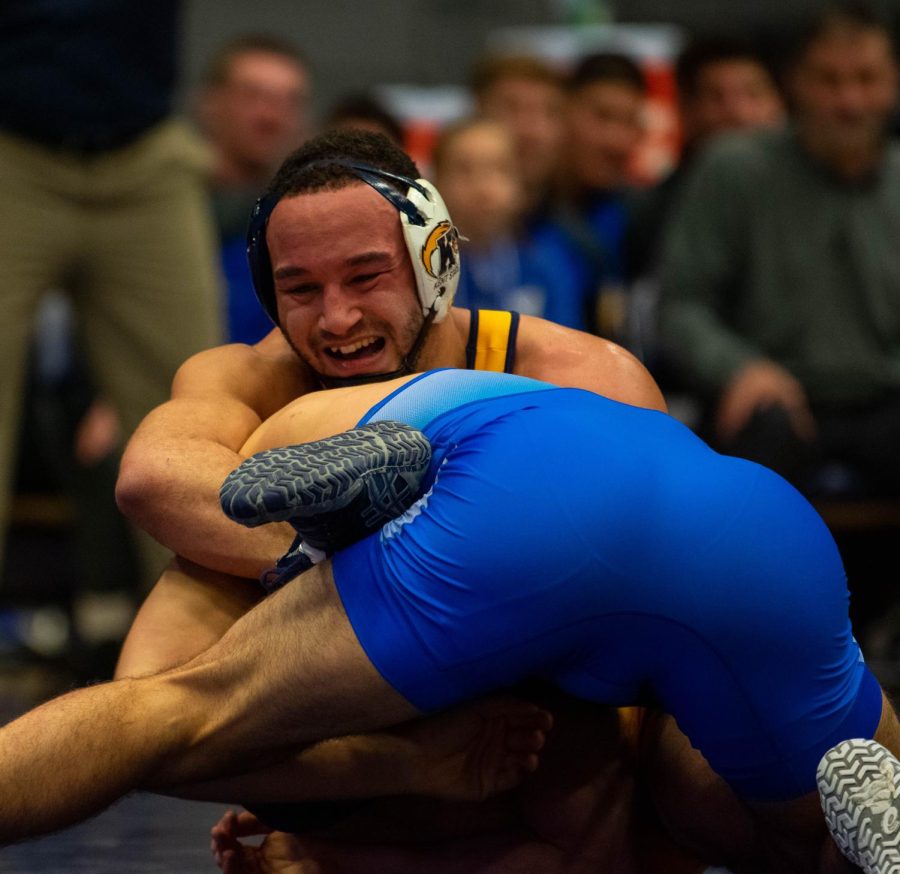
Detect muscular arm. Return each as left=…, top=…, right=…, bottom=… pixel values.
left=116, top=336, right=314, bottom=578
left=167, top=697, right=549, bottom=806
left=514, top=315, right=668, bottom=413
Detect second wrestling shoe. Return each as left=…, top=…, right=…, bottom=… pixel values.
left=220, top=420, right=432, bottom=554
left=818, top=738, right=900, bottom=873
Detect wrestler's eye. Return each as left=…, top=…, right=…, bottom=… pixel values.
left=283, top=283, right=320, bottom=297
left=350, top=271, right=383, bottom=287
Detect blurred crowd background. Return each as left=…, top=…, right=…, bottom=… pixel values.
left=3, top=0, right=900, bottom=708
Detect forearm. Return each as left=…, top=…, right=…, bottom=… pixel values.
left=0, top=677, right=192, bottom=845
left=118, top=436, right=294, bottom=578
left=165, top=732, right=421, bottom=803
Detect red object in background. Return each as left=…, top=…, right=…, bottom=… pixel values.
left=403, top=120, right=440, bottom=176
left=630, top=59, right=681, bottom=186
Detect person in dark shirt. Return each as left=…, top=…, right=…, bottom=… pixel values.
left=659, top=1, right=900, bottom=497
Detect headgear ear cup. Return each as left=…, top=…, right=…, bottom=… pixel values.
left=401, top=180, right=460, bottom=324
left=245, top=163, right=460, bottom=327
left=246, top=194, right=280, bottom=326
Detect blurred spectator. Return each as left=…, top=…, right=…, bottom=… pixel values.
left=0, top=1, right=222, bottom=587
left=197, top=34, right=311, bottom=344
left=559, top=53, right=648, bottom=340
left=325, top=93, right=405, bottom=145
left=432, top=118, right=585, bottom=327
left=659, top=1, right=900, bottom=496
left=629, top=38, right=784, bottom=279
left=471, top=55, right=566, bottom=219
left=626, top=38, right=784, bottom=376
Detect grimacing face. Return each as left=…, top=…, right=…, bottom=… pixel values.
left=266, top=184, right=424, bottom=382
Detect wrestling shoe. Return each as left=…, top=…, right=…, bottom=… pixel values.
left=220, top=420, right=432, bottom=553
left=818, top=738, right=900, bottom=873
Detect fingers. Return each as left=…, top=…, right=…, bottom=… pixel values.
left=476, top=696, right=553, bottom=750
left=786, top=403, right=817, bottom=443
left=474, top=696, right=554, bottom=793
left=507, top=706, right=554, bottom=735
left=211, top=809, right=273, bottom=872
left=504, top=705, right=553, bottom=767
left=233, top=810, right=273, bottom=837
left=507, top=722, right=552, bottom=754
left=503, top=722, right=551, bottom=777
left=493, top=749, right=544, bottom=794
left=716, top=360, right=817, bottom=443
left=221, top=847, right=245, bottom=874
left=210, top=809, right=240, bottom=871
left=210, top=808, right=238, bottom=845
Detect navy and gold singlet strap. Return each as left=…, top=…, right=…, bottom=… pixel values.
left=465, top=309, right=520, bottom=374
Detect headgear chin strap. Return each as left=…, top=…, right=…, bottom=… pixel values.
left=246, top=160, right=461, bottom=329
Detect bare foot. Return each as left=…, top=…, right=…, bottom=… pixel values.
left=400, top=695, right=553, bottom=802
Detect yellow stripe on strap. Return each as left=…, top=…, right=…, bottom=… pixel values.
left=472, top=309, right=513, bottom=373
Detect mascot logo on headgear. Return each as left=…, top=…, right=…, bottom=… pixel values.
left=421, top=220, right=460, bottom=286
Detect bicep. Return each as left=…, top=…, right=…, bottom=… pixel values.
left=126, top=395, right=264, bottom=458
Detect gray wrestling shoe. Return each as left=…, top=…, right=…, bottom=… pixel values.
left=818, top=738, right=900, bottom=873
left=221, top=420, right=431, bottom=580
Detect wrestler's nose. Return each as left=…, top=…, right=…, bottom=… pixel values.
left=319, top=284, right=362, bottom=335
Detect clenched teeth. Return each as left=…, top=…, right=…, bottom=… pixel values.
left=328, top=337, right=379, bottom=355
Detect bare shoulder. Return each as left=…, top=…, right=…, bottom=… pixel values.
left=514, top=316, right=667, bottom=412
left=173, top=330, right=317, bottom=419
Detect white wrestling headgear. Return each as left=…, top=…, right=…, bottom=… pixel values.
left=329, top=163, right=460, bottom=324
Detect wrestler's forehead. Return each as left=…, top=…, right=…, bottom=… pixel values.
left=266, top=184, right=404, bottom=256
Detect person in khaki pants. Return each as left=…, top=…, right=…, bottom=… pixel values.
left=0, top=2, right=223, bottom=590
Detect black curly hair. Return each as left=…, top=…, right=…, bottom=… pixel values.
left=265, top=129, right=420, bottom=201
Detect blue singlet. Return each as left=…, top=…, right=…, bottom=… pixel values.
left=330, top=369, right=881, bottom=801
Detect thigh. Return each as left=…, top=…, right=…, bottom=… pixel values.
left=115, top=556, right=263, bottom=678
left=552, top=452, right=882, bottom=803
left=163, top=560, right=421, bottom=776
left=329, top=403, right=612, bottom=714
